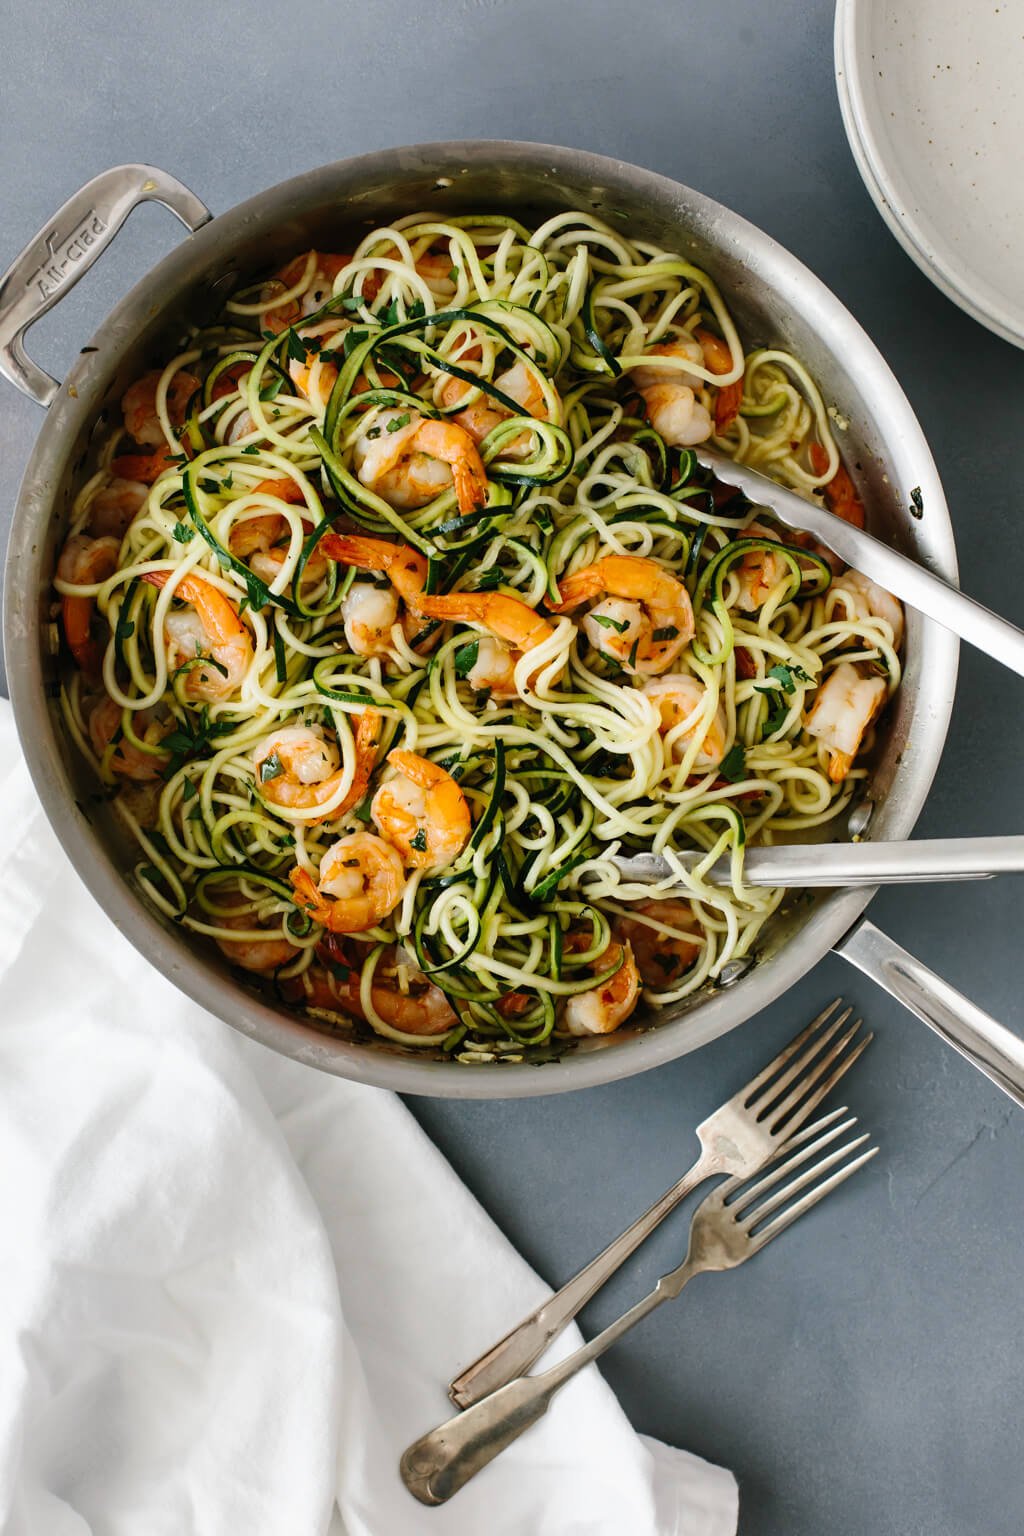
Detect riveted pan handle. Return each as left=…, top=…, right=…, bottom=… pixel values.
left=0, top=164, right=211, bottom=407
left=834, top=917, right=1024, bottom=1109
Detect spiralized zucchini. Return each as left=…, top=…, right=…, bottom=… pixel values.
left=54, top=210, right=903, bottom=1064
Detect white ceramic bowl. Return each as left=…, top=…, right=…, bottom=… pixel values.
left=836, top=0, right=1024, bottom=348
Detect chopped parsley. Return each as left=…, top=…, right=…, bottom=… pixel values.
left=718, top=743, right=747, bottom=783
left=171, top=643, right=228, bottom=684
left=385, top=412, right=412, bottom=433
left=160, top=706, right=218, bottom=777
left=652, top=625, right=679, bottom=642
left=285, top=330, right=309, bottom=365
left=172, top=521, right=195, bottom=544
left=410, top=827, right=428, bottom=852
left=766, top=661, right=811, bottom=693
left=454, top=640, right=480, bottom=677
left=341, top=328, right=369, bottom=360
left=591, top=613, right=630, bottom=634
left=259, top=752, right=284, bottom=783
left=761, top=696, right=790, bottom=737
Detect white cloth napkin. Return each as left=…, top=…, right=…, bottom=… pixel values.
left=0, top=700, right=737, bottom=1536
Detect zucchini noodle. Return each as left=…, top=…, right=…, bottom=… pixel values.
left=53, top=210, right=904, bottom=1065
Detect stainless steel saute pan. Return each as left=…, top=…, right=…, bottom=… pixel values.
left=2, top=144, right=1021, bottom=1101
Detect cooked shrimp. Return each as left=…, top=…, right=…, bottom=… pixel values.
left=828, top=569, right=904, bottom=651
left=613, top=899, right=702, bottom=987
left=142, top=570, right=254, bottom=701
left=320, top=533, right=428, bottom=606
left=371, top=750, right=471, bottom=870
left=563, top=939, right=641, bottom=1036
left=732, top=522, right=795, bottom=613
left=629, top=336, right=714, bottom=447
left=341, top=582, right=405, bottom=659
left=552, top=554, right=694, bottom=675
left=110, top=445, right=185, bottom=485
left=253, top=712, right=381, bottom=823
left=289, top=832, right=406, bottom=934
left=353, top=409, right=488, bottom=517
left=642, top=674, right=728, bottom=768
left=56, top=534, right=120, bottom=674
left=319, top=533, right=429, bottom=658
left=226, top=477, right=309, bottom=560
left=87, top=476, right=149, bottom=538
left=440, top=357, right=548, bottom=457
left=121, top=368, right=199, bottom=448
left=261, top=251, right=353, bottom=334
left=87, top=696, right=169, bottom=780
left=361, top=956, right=458, bottom=1035
left=461, top=634, right=519, bottom=697
left=803, top=660, right=887, bottom=782
left=293, top=950, right=457, bottom=1035
left=418, top=590, right=556, bottom=691
left=214, top=909, right=300, bottom=974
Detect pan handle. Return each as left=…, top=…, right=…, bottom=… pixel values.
left=834, top=916, right=1024, bottom=1109
left=0, top=164, right=211, bottom=408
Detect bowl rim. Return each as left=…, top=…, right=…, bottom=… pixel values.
left=834, top=0, right=1024, bottom=350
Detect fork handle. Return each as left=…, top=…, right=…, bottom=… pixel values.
left=404, top=1277, right=685, bottom=1504
left=447, top=1156, right=708, bottom=1408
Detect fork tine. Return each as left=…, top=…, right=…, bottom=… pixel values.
left=746, top=1007, right=853, bottom=1114
left=768, top=1030, right=874, bottom=1137
left=739, top=1132, right=871, bottom=1227
left=746, top=1145, right=879, bottom=1251
left=759, top=1017, right=866, bottom=1131
left=741, top=999, right=846, bottom=1104
left=724, top=1113, right=858, bottom=1209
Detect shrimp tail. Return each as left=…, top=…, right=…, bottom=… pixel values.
left=418, top=591, right=554, bottom=651
left=336, top=709, right=382, bottom=816
left=320, top=533, right=428, bottom=608
left=694, top=327, right=743, bottom=433
left=290, top=866, right=327, bottom=922
left=141, top=569, right=247, bottom=645
left=252, top=477, right=308, bottom=504
left=809, top=442, right=866, bottom=530
left=62, top=597, right=103, bottom=675
left=111, top=444, right=186, bottom=484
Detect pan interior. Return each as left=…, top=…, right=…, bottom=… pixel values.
left=7, top=144, right=957, bottom=1095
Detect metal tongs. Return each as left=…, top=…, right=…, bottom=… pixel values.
left=613, top=836, right=1024, bottom=888
left=612, top=452, right=1024, bottom=892
left=695, top=448, right=1024, bottom=676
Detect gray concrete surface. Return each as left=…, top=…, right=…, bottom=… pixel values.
left=1, top=1, right=1021, bottom=1531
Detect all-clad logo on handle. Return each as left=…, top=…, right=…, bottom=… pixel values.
left=29, top=212, right=108, bottom=299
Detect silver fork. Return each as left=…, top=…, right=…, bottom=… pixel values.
left=403, top=1112, right=878, bottom=1506
left=448, top=999, right=870, bottom=1409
